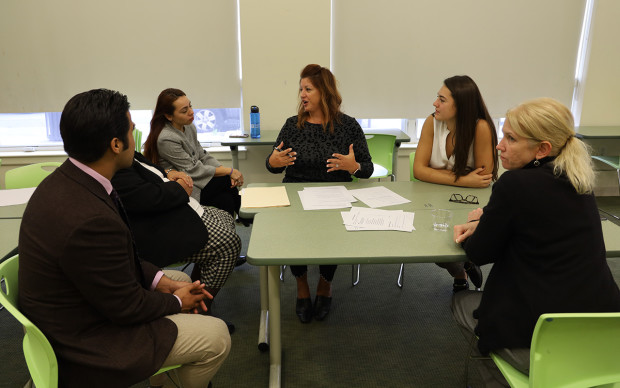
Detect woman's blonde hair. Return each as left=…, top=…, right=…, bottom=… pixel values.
left=505, top=97, right=594, bottom=194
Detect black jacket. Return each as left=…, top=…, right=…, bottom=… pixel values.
left=463, top=158, right=620, bottom=354
left=112, top=152, right=208, bottom=267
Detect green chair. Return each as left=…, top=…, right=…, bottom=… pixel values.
left=5, top=162, right=62, bottom=189
left=0, top=255, right=183, bottom=388
left=365, top=134, right=397, bottom=181
left=133, top=129, right=143, bottom=152
left=592, top=156, right=620, bottom=191
left=490, top=312, right=620, bottom=388
left=409, top=151, right=418, bottom=182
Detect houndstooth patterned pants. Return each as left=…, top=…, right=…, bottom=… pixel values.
left=182, top=207, right=241, bottom=289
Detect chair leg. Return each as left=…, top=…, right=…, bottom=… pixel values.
left=397, top=263, right=404, bottom=288
left=280, top=265, right=286, bottom=281
left=352, top=264, right=360, bottom=286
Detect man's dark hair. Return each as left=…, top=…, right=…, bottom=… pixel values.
left=60, top=89, right=131, bottom=163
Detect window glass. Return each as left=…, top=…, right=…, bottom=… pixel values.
left=356, top=118, right=412, bottom=141
left=0, top=108, right=242, bottom=151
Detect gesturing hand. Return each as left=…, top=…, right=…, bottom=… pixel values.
left=326, top=144, right=359, bottom=174
left=268, top=141, right=297, bottom=168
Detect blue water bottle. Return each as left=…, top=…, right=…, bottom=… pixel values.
left=250, top=106, right=261, bottom=139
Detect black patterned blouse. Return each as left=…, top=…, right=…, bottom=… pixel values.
left=266, top=114, right=373, bottom=183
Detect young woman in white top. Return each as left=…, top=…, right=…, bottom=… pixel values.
left=413, top=75, right=499, bottom=292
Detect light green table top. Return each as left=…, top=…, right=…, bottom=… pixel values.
left=575, top=126, right=620, bottom=139
left=0, top=203, right=27, bottom=219
left=0, top=218, right=21, bottom=258
left=247, top=208, right=471, bottom=266
left=240, top=180, right=490, bottom=218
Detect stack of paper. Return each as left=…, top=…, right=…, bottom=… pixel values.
left=298, top=186, right=356, bottom=210
left=241, top=186, right=290, bottom=208
left=341, top=206, right=415, bottom=232
left=348, top=186, right=411, bottom=208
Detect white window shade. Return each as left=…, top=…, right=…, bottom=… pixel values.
left=578, top=0, right=620, bottom=125
left=0, top=0, right=240, bottom=112
left=332, top=0, right=585, bottom=119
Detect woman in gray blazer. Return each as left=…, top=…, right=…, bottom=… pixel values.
left=143, top=88, right=243, bottom=217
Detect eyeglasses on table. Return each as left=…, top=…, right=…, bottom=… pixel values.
left=449, top=193, right=479, bottom=205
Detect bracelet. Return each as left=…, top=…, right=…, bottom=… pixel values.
left=228, top=167, right=233, bottom=176
left=165, top=168, right=173, bottom=174
left=468, top=219, right=480, bottom=223
left=352, top=163, right=361, bottom=175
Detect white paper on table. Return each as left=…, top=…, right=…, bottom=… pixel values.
left=347, top=186, right=411, bottom=208
left=298, top=189, right=353, bottom=210
left=301, top=185, right=357, bottom=203
left=341, top=206, right=415, bottom=232
left=0, top=187, right=36, bottom=206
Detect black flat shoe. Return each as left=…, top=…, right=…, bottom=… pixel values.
left=225, top=320, right=236, bottom=334
left=313, top=295, right=332, bottom=321
left=235, top=255, right=247, bottom=267
left=464, top=261, right=483, bottom=289
left=453, top=279, right=469, bottom=293
left=296, top=298, right=313, bottom=323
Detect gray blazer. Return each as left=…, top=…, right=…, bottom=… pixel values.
left=157, top=123, right=221, bottom=201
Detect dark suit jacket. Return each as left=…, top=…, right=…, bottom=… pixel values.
left=18, top=160, right=181, bottom=387
left=111, top=152, right=208, bottom=267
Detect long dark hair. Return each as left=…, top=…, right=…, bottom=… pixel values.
left=297, top=64, right=342, bottom=134
left=143, top=88, right=186, bottom=164
left=444, top=75, right=498, bottom=181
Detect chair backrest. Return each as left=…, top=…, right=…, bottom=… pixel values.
left=0, top=255, right=59, bottom=388
left=5, top=162, right=62, bottom=189
left=409, top=151, right=418, bottom=181
left=133, top=129, right=143, bottom=152
left=365, top=134, right=396, bottom=175
left=528, top=312, right=620, bottom=387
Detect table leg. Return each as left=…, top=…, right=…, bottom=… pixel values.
left=229, top=145, right=239, bottom=170
left=258, top=266, right=270, bottom=351
left=267, top=265, right=282, bottom=388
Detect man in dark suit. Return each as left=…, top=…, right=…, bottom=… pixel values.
left=18, top=89, right=230, bottom=387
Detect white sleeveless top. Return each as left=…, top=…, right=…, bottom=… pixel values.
left=429, top=118, right=475, bottom=171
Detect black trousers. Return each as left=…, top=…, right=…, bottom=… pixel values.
left=290, top=265, right=337, bottom=282
left=200, top=176, right=241, bottom=217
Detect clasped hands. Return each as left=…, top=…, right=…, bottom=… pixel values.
left=453, top=207, right=484, bottom=244
left=168, top=170, right=194, bottom=197
left=158, top=276, right=213, bottom=314
left=229, top=168, right=244, bottom=188
left=269, top=142, right=360, bottom=174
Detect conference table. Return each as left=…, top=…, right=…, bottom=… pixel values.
left=576, top=126, right=620, bottom=156
left=220, top=128, right=411, bottom=176
left=241, top=180, right=620, bottom=388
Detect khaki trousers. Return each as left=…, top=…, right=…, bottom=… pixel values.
left=151, top=270, right=231, bottom=388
